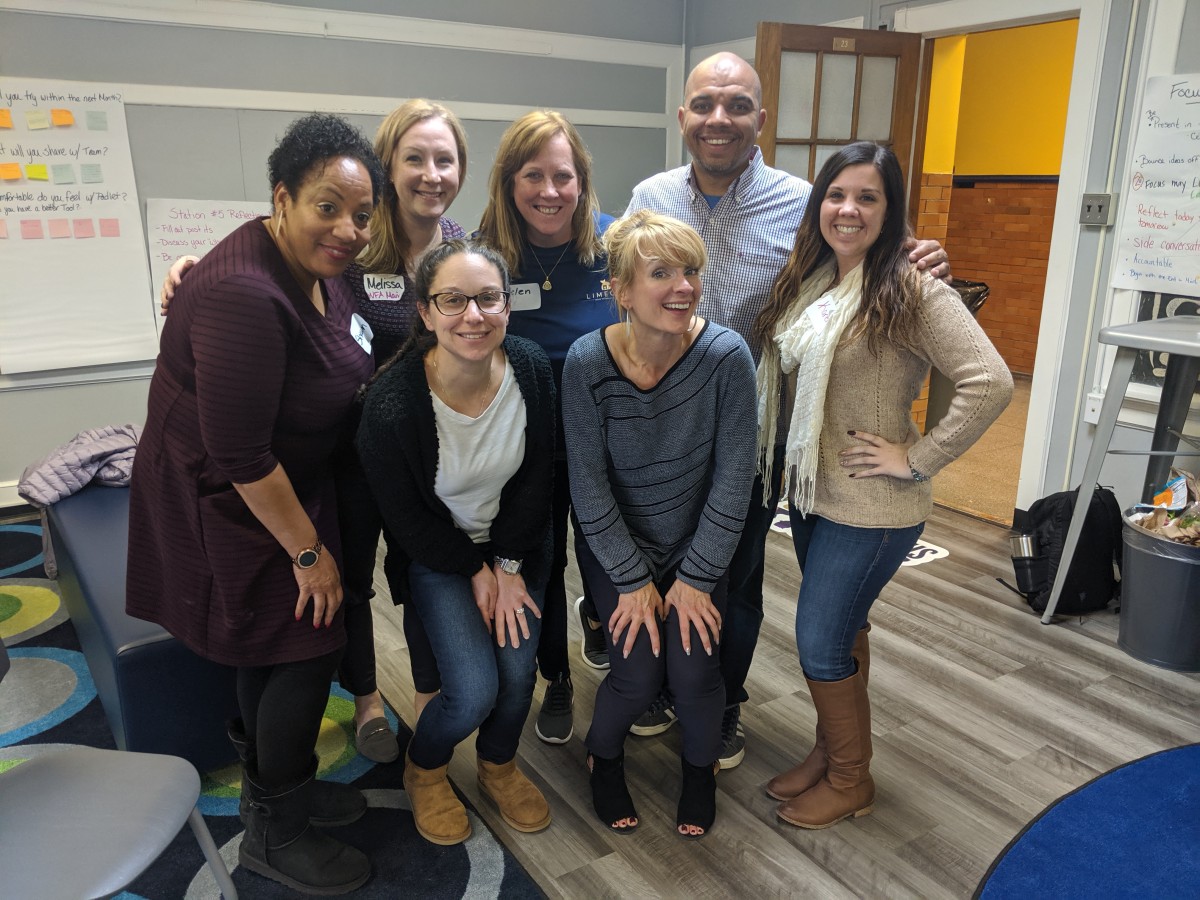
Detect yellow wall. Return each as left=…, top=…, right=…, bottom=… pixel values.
left=923, top=36, right=966, bottom=174
left=954, top=19, right=1078, bottom=175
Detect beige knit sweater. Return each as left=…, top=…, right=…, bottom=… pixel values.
left=791, top=273, right=1013, bottom=528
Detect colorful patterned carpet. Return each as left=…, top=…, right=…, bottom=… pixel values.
left=0, top=518, right=543, bottom=899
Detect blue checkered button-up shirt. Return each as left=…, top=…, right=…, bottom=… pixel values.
left=626, top=147, right=811, bottom=361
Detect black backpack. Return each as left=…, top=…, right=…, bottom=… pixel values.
left=1019, top=486, right=1123, bottom=615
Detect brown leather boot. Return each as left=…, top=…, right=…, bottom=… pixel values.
left=402, top=753, right=470, bottom=845
left=478, top=757, right=551, bottom=833
left=766, top=624, right=871, bottom=801
left=776, top=669, right=874, bottom=829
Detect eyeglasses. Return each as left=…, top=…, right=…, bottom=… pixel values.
left=428, top=291, right=510, bottom=316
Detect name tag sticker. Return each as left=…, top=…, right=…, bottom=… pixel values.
left=350, top=313, right=374, bottom=354
left=364, top=273, right=404, bottom=302
left=804, top=296, right=836, bottom=333
left=509, top=282, right=542, bottom=311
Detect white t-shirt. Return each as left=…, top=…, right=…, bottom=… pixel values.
left=431, top=356, right=527, bottom=543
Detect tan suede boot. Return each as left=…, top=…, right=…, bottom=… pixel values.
left=776, top=669, right=874, bottom=829
left=478, top=757, right=551, bottom=833
left=766, top=625, right=871, bottom=801
left=402, top=753, right=470, bottom=845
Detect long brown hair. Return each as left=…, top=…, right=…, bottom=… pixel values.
left=359, top=99, right=468, bottom=275
left=753, top=141, right=920, bottom=356
left=475, top=110, right=603, bottom=278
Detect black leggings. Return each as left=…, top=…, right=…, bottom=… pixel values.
left=237, top=647, right=342, bottom=787
left=577, top=535, right=727, bottom=767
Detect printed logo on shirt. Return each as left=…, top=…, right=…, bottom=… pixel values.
left=350, top=313, right=373, bottom=354
left=510, top=282, right=542, bottom=311
left=364, top=273, right=404, bottom=302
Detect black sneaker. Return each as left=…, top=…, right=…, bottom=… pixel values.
left=718, top=703, right=745, bottom=769
left=629, top=693, right=676, bottom=736
left=535, top=674, right=574, bottom=744
left=576, top=596, right=610, bottom=670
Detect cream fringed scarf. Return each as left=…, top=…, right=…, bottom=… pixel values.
left=756, top=260, right=863, bottom=517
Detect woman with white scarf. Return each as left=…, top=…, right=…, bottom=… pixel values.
left=753, top=142, right=1011, bottom=830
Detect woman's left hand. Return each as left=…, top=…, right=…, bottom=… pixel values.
left=492, top=565, right=541, bottom=649
left=840, top=430, right=916, bottom=480
left=664, top=580, right=722, bottom=657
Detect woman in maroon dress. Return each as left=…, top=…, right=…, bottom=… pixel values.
left=126, top=113, right=385, bottom=895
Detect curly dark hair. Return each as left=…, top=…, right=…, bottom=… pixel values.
left=267, top=113, right=386, bottom=207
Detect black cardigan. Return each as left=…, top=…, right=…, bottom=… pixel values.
left=356, top=334, right=555, bottom=602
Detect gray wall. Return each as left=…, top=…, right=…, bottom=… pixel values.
left=0, top=3, right=680, bottom=503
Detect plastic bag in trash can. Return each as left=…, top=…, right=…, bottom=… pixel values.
left=951, top=278, right=989, bottom=316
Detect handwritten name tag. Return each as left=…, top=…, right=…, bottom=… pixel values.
left=509, top=282, right=542, bottom=311
left=804, top=295, right=837, bottom=333
left=350, top=313, right=374, bottom=354
left=364, top=273, right=404, bottom=302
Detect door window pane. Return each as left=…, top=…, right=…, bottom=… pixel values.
left=815, top=143, right=841, bottom=175
left=817, top=53, right=857, bottom=140
left=858, top=56, right=897, bottom=141
left=777, top=52, right=817, bottom=139
left=774, top=144, right=812, bottom=180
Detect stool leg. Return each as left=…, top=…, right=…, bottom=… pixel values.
left=187, top=806, right=239, bottom=899
left=1142, top=354, right=1200, bottom=503
left=1041, top=346, right=1135, bottom=624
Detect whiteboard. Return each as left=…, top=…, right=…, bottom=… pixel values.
left=145, top=198, right=270, bottom=335
left=1111, top=74, right=1200, bottom=296
left=0, top=77, right=158, bottom=373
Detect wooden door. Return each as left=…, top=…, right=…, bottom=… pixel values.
left=755, top=22, right=924, bottom=212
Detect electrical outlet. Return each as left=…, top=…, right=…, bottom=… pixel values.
left=1084, top=390, right=1104, bottom=424
left=1079, top=193, right=1117, bottom=226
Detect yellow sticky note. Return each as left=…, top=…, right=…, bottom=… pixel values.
left=25, top=163, right=49, bottom=181
left=0, top=162, right=21, bottom=180
left=51, top=108, right=75, bottom=127
left=0, top=110, right=12, bottom=129
left=25, top=109, right=50, bottom=130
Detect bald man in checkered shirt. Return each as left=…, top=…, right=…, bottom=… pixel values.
left=624, top=52, right=950, bottom=769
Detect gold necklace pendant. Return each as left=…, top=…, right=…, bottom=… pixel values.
left=542, top=278, right=552, bottom=291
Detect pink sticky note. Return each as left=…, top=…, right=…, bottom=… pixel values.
left=98, top=217, right=120, bottom=238
left=73, top=218, right=94, bottom=238
left=47, top=218, right=70, bottom=238
left=0, top=220, right=8, bottom=239
left=21, top=219, right=44, bottom=240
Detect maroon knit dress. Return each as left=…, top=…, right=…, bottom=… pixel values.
left=126, top=218, right=374, bottom=666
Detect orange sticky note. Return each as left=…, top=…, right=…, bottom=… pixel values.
left=48, top=218, right=71, bottom=238
left=73, top=218, right=94, bottom=238
left=25, top=163, right=49, bottom=181
left=51, top=108, right=75, bottom=127
left=0, top=110, right=12, bottom=128
left=0, top=220, right=8, bottom=239
left=99, top=218, right=120, bottom=238
left=0, top=162, right=21, bottom=180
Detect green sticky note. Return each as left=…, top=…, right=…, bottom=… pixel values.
left=51, top=164, right=75, bottom=184
left=80, top=163, right=103, bottom=183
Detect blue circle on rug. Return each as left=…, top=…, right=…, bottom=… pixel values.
left=0, top=524, right=45, bottom=579
left=976, top=743, right=1200, bottom=899
left=0, top=647, right=96, bottom=745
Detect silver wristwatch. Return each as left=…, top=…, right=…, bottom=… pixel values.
left=494, top=557, right=522, bottom=575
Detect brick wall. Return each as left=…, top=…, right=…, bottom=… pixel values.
left=942, top=180, right=1057, bottom=375
left=911, top=174, right=955, bottom=431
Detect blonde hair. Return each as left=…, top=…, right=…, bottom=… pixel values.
left=604, top=210, right=706, bottom=311
left=359, top=99, right=468, bottom=275
left=476, top=110, right=603, bottom=277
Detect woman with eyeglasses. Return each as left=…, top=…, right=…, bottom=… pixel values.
left=356, top=239, right=556, bottom=846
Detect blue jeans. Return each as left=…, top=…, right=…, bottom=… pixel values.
left=405, top=562, right=543, bottom=768
left=789, top=510, right=923, bottom=681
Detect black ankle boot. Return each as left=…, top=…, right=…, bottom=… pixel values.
left=588, top=751, right=638, bottom=834
left=229, top=720, right=366, bottom=828
left=676, top=757, right=717, bottom=840
left=240, top=763, right=371, bottom=895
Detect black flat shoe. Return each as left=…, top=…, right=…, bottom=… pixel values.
left=676, top=757, right=717, bottom=840
left=588, top=752, right=638, bottom=834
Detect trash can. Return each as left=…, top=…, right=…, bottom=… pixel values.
left=1118, top=513, right=1200, bottom=672
left=925, top=279, right=990, bottom=433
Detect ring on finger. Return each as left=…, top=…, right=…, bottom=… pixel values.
left=515, top=608, right=526, bottom=616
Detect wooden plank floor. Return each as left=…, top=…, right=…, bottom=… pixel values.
left=369, top=505, right=1200, bottom=899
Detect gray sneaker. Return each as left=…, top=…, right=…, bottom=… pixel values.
left=576, top=596, right=610, bottom=670
left=718, top=703, right=745, bottom=769
left=629, top=693, right=676, bottom=736
left=535, top=674, right=574, bottom=744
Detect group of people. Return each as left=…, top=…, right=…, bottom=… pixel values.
left=126, top=50, right=1011, bottom=895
